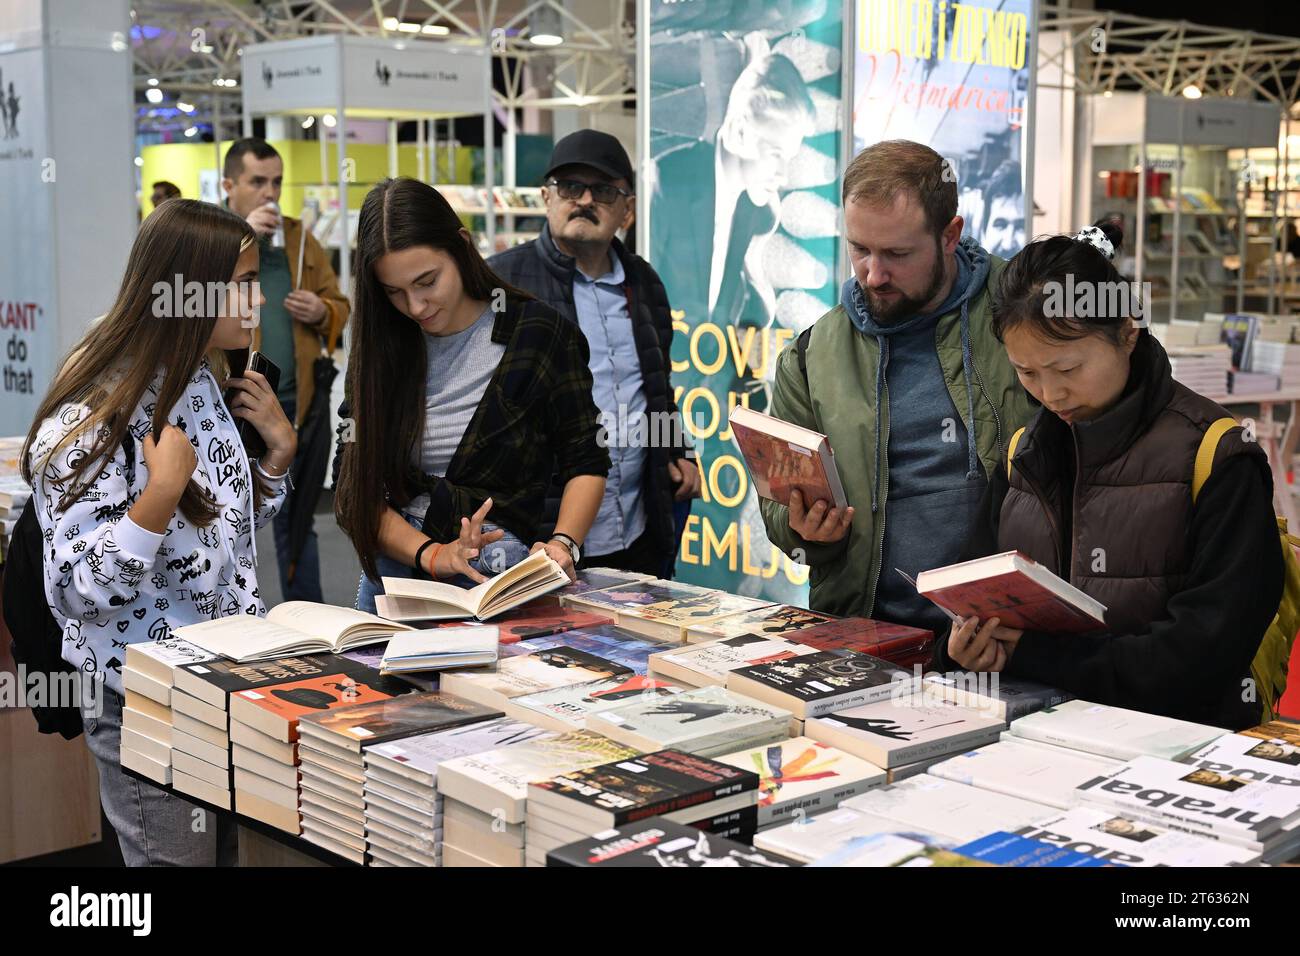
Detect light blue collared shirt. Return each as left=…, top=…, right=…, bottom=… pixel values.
left=573, top=252, right=648, bottom=557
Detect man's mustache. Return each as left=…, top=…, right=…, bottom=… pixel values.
left=570, top=209, right=599, bottom=224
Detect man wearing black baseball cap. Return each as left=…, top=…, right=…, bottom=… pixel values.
left=489, top=130, right=698, bottom=578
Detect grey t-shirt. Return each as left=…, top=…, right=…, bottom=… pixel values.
left=404, top=307, right=504, bottom=522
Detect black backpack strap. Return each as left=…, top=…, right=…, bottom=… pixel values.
left=796, top=326, right=813, bottom=383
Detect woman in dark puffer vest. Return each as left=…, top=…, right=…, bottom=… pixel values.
left=944, top=219, right=1283, bottom=730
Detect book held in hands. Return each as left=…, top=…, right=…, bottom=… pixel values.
left=728, top=405, right=848, bottom=510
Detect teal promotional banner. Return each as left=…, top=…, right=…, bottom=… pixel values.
left=853, top=0, right=1034, bottom=258
left=649, top=0, right=846, bottom=605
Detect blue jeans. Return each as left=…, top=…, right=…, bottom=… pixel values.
left=81, top=688, right=237, bottom=866
left=271, top=397, right=323, bottom=603
left=355, top=512, right=532, bottom=613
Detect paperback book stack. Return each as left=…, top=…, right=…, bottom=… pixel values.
left=754, top=804, right=953, bottom=864
left=504, top=674, right=683, bottom=733
left=364, top=718, right=553, bottom=867
left=1005, top=700, right=1226, bottom=762
left=919, top=674, right=1074, bottom=723
left=1250, top=340, right=1300, bottom=390
left=437, top=730, right=639, bottom=867
left=225, top=658, right=409, bottom=860
left=585, top=685, right=792, bottom=757
left=716, top=736, right=886, bottom=833
left=296, top=693, right=501, bottom=866
left=1166, top=346, right=1231, bottom=398
left=439, top=645, right=633, bottom=710
left=648, top=635, right=818, bottom=688
left=928, top=737, right=1123, bottom=810
left=780, top=618, right=936, bottom=670
left=1015, top=807, right=1260, bottom=866
left=804, top=697, right=1005, bottom=777
left=724, top=650, right=918, bottom=723
left=1074, top=755, right=1300, bottom=863
left=166, top=656, right=361, bottom=812
left=562, top=578, right=775, bottom=643
left=529, top=750, right=762, bottom=866
left=841, top=774, right=1058, bottom=846
left=119, top=638, right=214, bottom=787
left=546, top=816, right=792, bottom=868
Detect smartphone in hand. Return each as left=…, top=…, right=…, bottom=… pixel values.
left=224, top=349, right=282, bottom=460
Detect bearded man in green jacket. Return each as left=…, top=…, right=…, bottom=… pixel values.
left=761, top=140, right=1035, bottom=635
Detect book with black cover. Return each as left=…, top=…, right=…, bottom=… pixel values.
left=725, top=649, right=915, bottom=719
left=174, top=654, right=370, bottom=712
left=527, top=749, right=760, bottom=829
left=546, top=816, right=793, bottom=867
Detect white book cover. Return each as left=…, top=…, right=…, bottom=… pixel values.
left=929, top=739, right=1129, bottom=810
left=1008, top=700, right=1226, bottom=762
left=505, top=675, right=682, bottom=731
left=753, top=805, right=951, bottom=863
left=918, top=674, right=1073, bottom=722
left=439, top=648, right=628, bottom=708
left=364, top=718, right=551, bottom=788
left=806, top=698, right=1004, bottom=768
left=124, top=638, right=214, bottom=685
left=843, top=775, right=1057, bottom=845
left=435, top=731, right=637, bottom=824
left=1074, top=755, right=1300, bottom=847
left=650, top=635, right=816, bottom=685
left=1183, top=732, right=1300, bottom=789
left=586, top=685, right=791, bottom=755
left=1017, top=807, right=1260, bottom=867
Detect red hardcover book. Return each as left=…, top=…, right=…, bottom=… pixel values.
left=915, top=551, right=1107, bottom=633
left=432, top=603, right=614, bottom=643
left=729, top=406, right=847, bottom=509
left=792, top=618, right=936, bottom=667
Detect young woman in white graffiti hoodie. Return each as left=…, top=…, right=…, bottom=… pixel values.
left=22, top=199, right=297, bottom=865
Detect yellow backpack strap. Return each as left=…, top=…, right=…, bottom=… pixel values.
left=1006, top=427, right=1027, bottom=480
left=1192, top=417, right=1239, bottom=505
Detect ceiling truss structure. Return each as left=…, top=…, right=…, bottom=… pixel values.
left=1039, top=4, right=1300, bottom=110
left=132, top=0, right=635, bottom=135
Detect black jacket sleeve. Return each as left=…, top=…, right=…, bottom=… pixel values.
left=1006, top=455, right=1282, bottom=729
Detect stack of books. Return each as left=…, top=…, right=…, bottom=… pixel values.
left=437, top=730, right=638, bottom=867
left=529, top=750, right=761, bottom=866
left=585, top=685, right=792, bottom=758
left=562, top=577, right=776, bottom=643
left=541, top=568, right=657, bottom=606
left=648, top=635, right=818, bottom=688
left=724, top=650, right=918, bottom=724
left=223, top=657, right=409, bottom=861
left=364, top=717, right=553, bottom=867
left=754, top=805, right=951, bottom=863
left=1005, top=700, right=1226, bottom=762
left=788, top=618, right=936, bottom=670
left=439, top=645, right=633, bottom=710
left=119, top=638, right=214, bottom=786
left=1166, top=346, right=1231, bottom=398
left=295, top=693, right=501, bottom=865
left=716, top=736, right=885, bottom=833
left=1018, top=807, right=1260, bottom=866
left=504, top=674, right=682, bottom=733
left=546, top=816, right=792, bottom=868
left=682, top=604, right=839, bottom=644
left=841, top=775, right=1058, bottom=845
left=1250, top=340, right=1300, bottom=390
left=918, top=674, right=1073, bottom=723
left=927, top=737, right=1123, bottom=809
left=1074, top=755, right=1300, bottom=863
left=804, top=697, right=1005, bottom=773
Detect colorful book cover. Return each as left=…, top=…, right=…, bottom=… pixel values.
left=232, top=669, right=403, bottom=730
left=1241, top=720, right=1300, bottom=749
left=505, top=625, right=666, bottom=674
left=729, top=413, right=841, bottom=509
left=717, top=737, right=885, bottom=823
left=298, top=691, right=502, bottom=747
left=920, top=563, right=1104, bottom=633
left=565, top=579, right=717, bottom=616
left=949, top=832, right=1114, bottom=867
left=790, top=618, right=936, bottom=665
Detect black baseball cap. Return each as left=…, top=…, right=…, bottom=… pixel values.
left=543, top=130, right=634, bottom=188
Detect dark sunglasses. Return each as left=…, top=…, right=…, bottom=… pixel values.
left=547, top=178, right=632, bottom=205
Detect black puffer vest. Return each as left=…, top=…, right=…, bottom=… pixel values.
left=999, top=333, right=1269, bottom=633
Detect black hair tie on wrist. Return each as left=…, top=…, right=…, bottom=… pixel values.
left=413, top=538, right=437, bottom=579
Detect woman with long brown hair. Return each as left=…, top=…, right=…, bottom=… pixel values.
left=24, top=199, right=297, bottom=864
left=335, top=178, right=609, bottom=612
